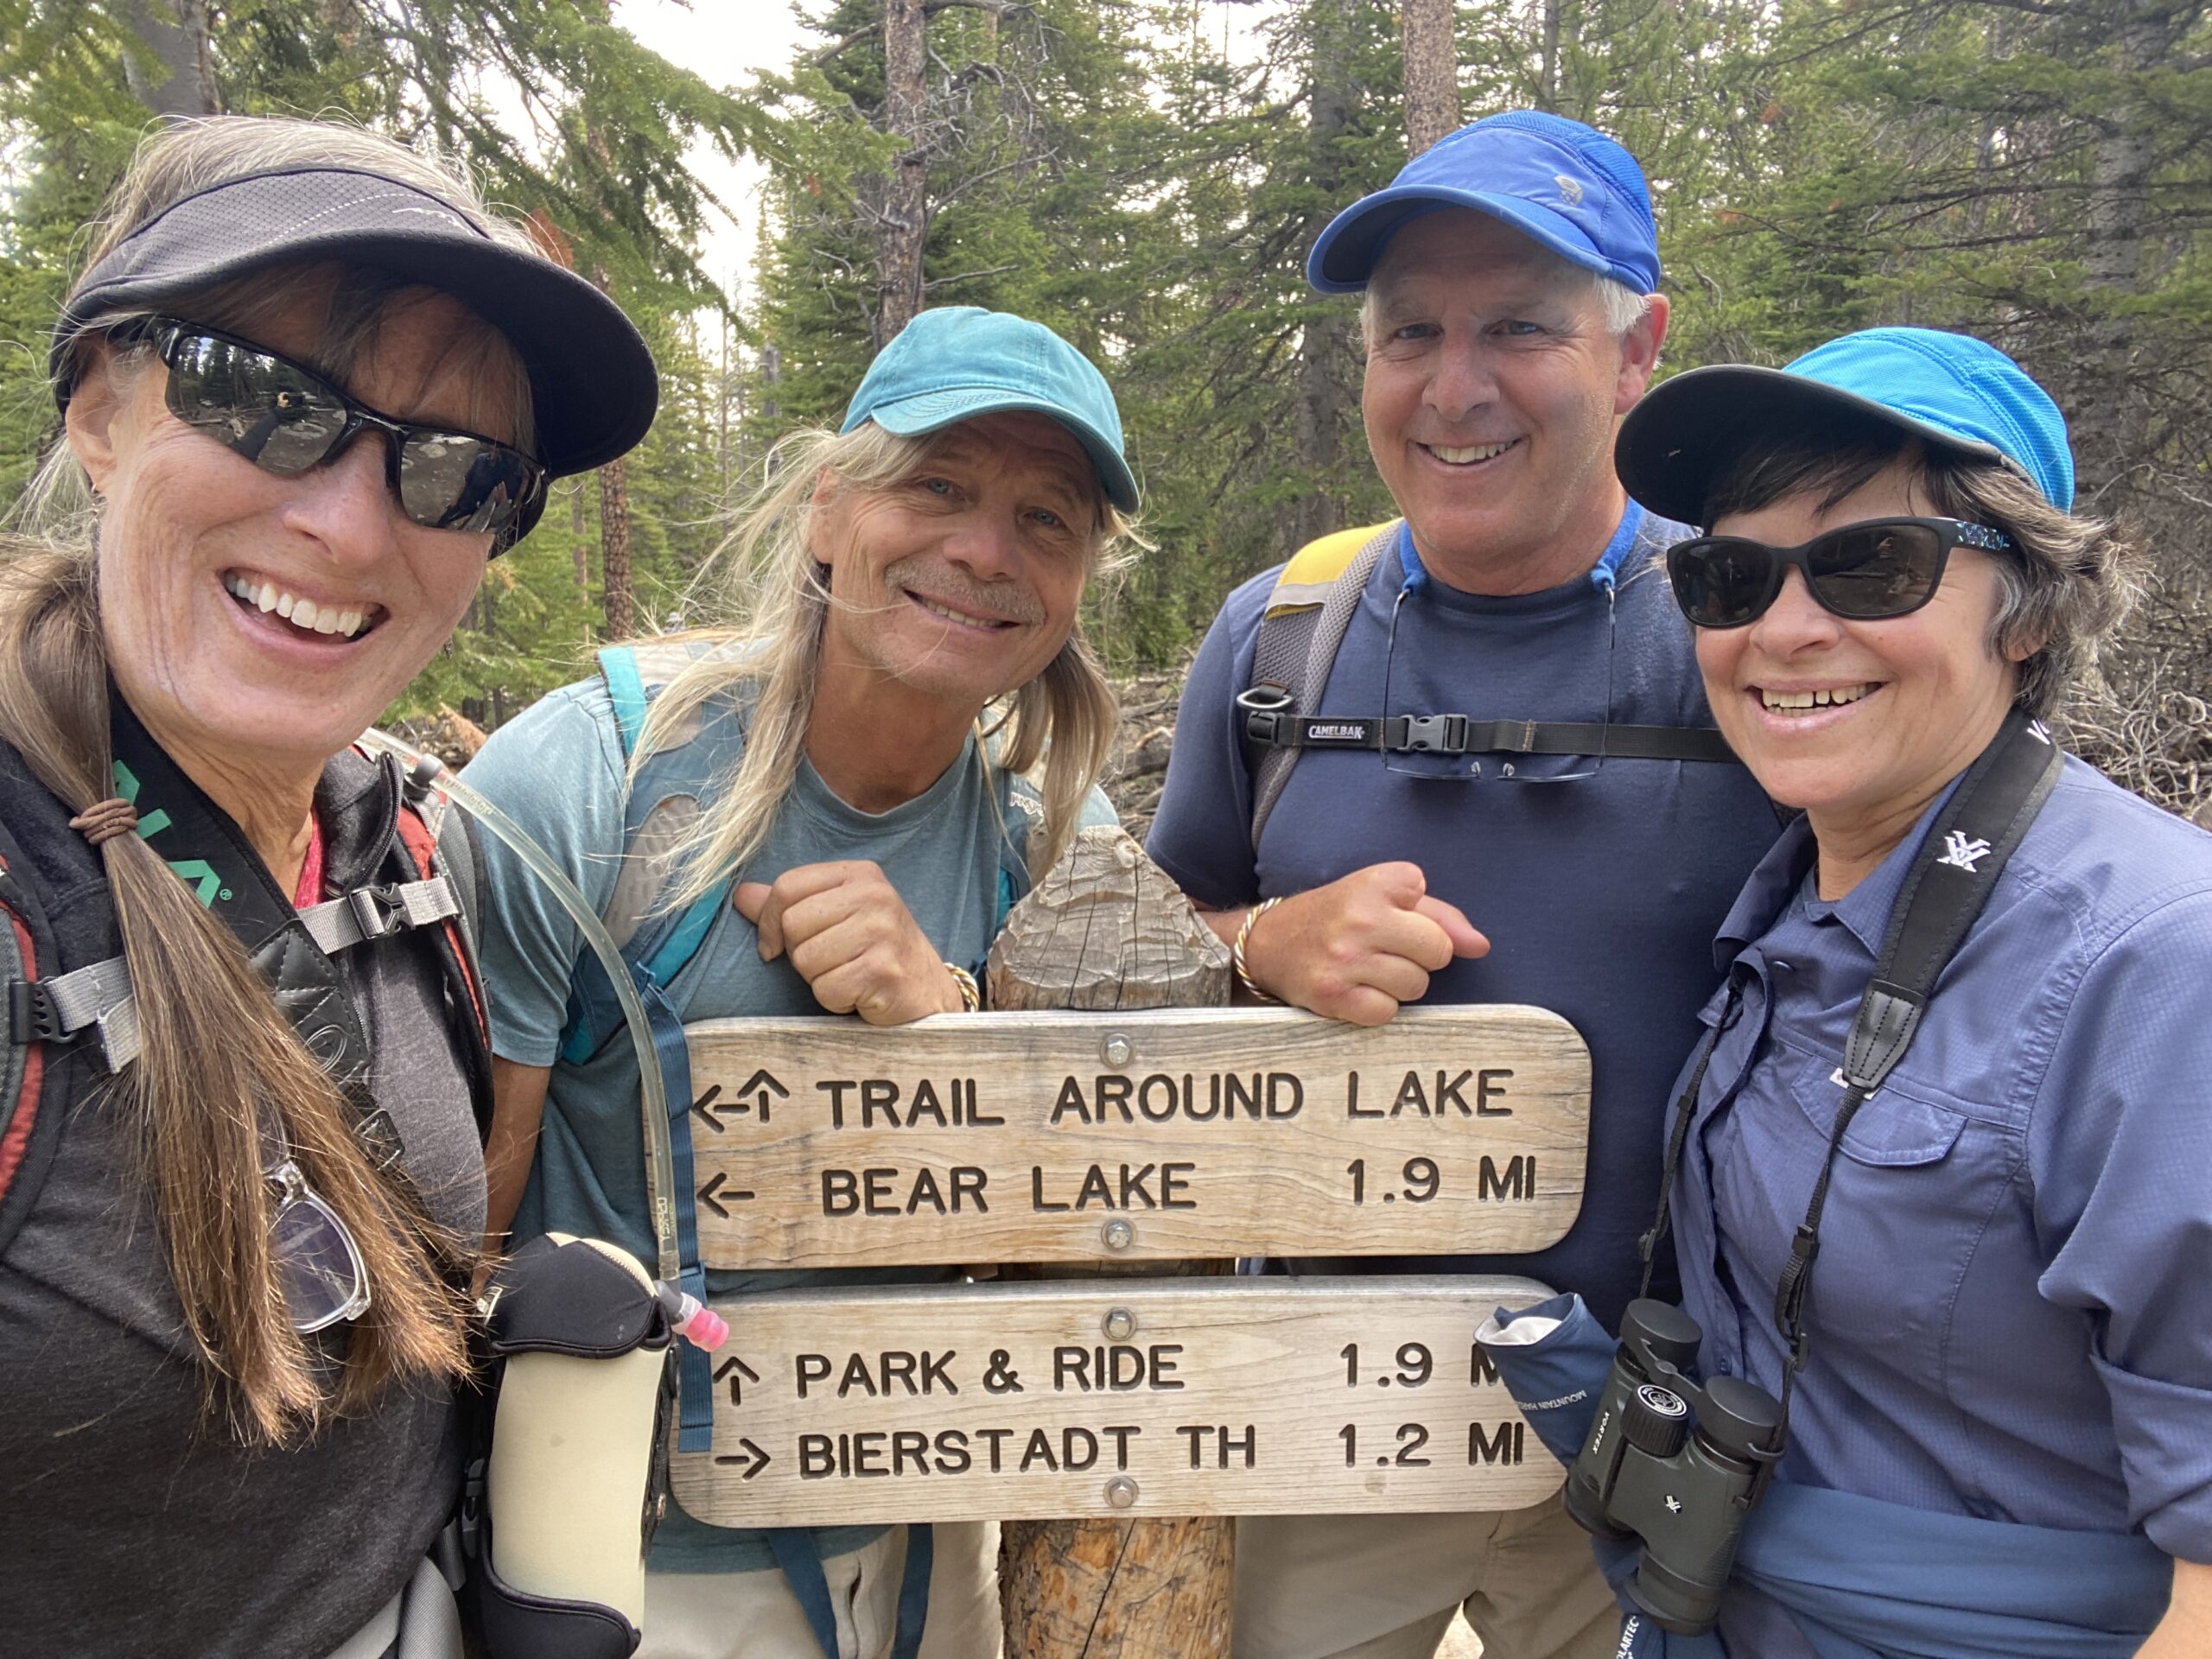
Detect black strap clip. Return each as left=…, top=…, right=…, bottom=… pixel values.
left=1236, top=683, right=1294, bottom=747
left=1773, top=1223, right=1821, bottom=1363
left=346, top=884, right=407, bottom=942
left=1383, top=713, right=1469, bottom=754
left=8, top=980, right=66, bottom=1046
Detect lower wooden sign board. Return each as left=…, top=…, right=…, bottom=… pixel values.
left=683, top=1005, right=1590, bottom=1268
left=667, top=1275, right=1561, bottom=1528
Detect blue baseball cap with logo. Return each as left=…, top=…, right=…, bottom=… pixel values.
left=841, top=307, right=1139, bottom=512
left=1617, top=327, right=2075, bottom=524
left=1306, top=111, right=1662, bottom=296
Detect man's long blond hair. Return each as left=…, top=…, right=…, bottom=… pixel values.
left=636, top=420, right=1136, bottom=908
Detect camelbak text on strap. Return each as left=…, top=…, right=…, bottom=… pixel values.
left=1236, top=696, right=1738, bottom=764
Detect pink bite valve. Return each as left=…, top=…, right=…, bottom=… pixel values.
left=683, top=1302, right=730, bottom=1351
left=654, top=1281, right=729, bottom=1351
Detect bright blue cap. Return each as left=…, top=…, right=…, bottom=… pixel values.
left=1617, top=327, right=2075, bottom=524
left=1306, top=111, right=1660, bottom=296
left=841, top=307, right=1138, bottom=512
left=1783, top=329, right=2073, bottom=509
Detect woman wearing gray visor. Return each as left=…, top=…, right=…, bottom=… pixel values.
left=0, top=117, right=655, bottom=1657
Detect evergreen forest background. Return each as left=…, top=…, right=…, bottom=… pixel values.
left=3, top=0, right=2207, bottom=819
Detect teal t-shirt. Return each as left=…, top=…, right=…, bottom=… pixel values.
left=463, top=670, right=1113, bottom=1572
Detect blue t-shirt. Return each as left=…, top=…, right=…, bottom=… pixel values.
left=1674, top=757, right=2212, bottom=1654
left=464, top=671, right=1111, bottom=1573
left=1146, top=509, right=1778, bottom=1326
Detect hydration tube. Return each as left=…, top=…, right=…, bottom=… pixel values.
left=359, top=728, right=683, bottom=1290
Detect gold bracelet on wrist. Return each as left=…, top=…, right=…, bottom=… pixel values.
left=1232, top=896, right=1282, bottom=1003
left=944, top=962, right=982, bottom=1014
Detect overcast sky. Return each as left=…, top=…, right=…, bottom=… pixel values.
left=612, top=0, right=810, bottom=302
left=610, top=0, right=1278, bottom=309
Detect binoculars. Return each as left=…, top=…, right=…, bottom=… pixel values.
left=1562, top=1299, right=1784, bottom=1636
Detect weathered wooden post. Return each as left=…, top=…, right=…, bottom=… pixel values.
left=988, top=825, right=1236, bottom=1659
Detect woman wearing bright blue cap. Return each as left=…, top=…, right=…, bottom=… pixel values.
left=460, top=305, right=1140, bottom=1659
left=1587, top=329, right=2212, bottom=1653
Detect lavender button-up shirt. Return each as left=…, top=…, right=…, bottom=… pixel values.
left=1667, top=753, right=2212, bottom=1646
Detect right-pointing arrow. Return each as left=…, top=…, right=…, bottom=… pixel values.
left=714, top=1438, right=772, bottom=1479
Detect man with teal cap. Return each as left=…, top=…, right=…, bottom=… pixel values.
left=461, top=306, right=1136, bottom=1659
left=1149, top=113, right=1778, bottom=1658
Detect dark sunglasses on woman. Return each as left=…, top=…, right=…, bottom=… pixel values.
left=1667, top=517, right=2013, bottom=630
left=115, top=316, right=546, bottom=544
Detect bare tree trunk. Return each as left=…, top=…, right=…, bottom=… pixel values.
left=2073, top=0, right=2184, bottom=517
left=876, top=0, right=929, bottom=346
left=1540, top=0, right=1562, bottom=111
left=760, top=340, right=783, bottom=430
left=1400, top=0, right=1459, bottom=156
left=598, top=454, right=634, bottom=639
left=1293, top=0, right=1358, bottom=551
left=589, top=260, right=635, bottom=639
left=121, top=0, right=218, bottom=116
left=991, top=827, right=1235, bottom=1657
left=572, top=486, right=590, bottom=598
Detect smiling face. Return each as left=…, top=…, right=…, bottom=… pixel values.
left=67, top=281, right=512, bottom=787
left=811, top=410, right=1098, bottom=714
left=1361, top=209, right=1665, bottom=594
left=1696, top=457, right=2027, bottom=867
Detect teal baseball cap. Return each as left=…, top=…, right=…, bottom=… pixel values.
left=840, top=307, right=1139, bottom=513
left=1618, top=327, right=2075, bottom=524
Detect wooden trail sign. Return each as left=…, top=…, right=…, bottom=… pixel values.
left=989, top=823, right=1236, bottom=1659
left=667, top=1275, right=1562, bottom=1529
left=682, top=1002, right=1591, bottom=1270
left=986, top=826, right=1238, bottom=1658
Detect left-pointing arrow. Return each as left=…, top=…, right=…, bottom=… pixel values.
left=696, top=1172, right=754, bottom=1218
left=690, top=1085, right=726, bottom=1133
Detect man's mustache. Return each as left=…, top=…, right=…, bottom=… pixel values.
left=879, top=556, right=1045, bottom=626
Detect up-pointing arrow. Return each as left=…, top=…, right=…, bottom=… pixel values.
left=715, top=1354, right=760, bottom=1406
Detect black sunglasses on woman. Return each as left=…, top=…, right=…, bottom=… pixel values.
left=117, top=315, right=547, bottom=545
left=1667, top=518, right=2013, bottom=630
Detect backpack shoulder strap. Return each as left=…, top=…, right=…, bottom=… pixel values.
left=0, top=850, right=53, bottom=1239
left=555, top=644, right=745, bottom=1067
left=560, top=641, right=749, bottom=1456
left=1243, top=521, right=1399, bottom=853
left=598, top=643, right=653, bottom=757
left=388, top=766, right=497, bottom=1137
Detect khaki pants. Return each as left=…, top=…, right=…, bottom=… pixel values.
left=641, top=1522, right=1001, bottom=1659
left=1231, top=1493, right=1620, bottom=1659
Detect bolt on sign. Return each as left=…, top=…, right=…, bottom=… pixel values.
left=669, top=1276, right=1561, bottom=1527
left=682, top=1004, right=1590, bottom=1269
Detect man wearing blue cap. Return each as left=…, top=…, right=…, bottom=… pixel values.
left=1147, top=115, right=1779, bottom=1657
left=462, top=307, right=1136, bottom=1659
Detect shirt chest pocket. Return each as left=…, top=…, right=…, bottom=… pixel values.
left=1777, top=1052, right=2012, bottom=1351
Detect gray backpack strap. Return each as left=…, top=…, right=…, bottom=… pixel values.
left=1244, top=523, right=1398, bottom=852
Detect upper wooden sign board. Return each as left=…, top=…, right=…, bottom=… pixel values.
left=683, top=1004, right=1589, bottom=1269
left=668, top=1276, right=1563, bottom=1527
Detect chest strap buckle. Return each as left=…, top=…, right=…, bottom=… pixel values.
left=1383, top=714, right=1469, bottom=754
